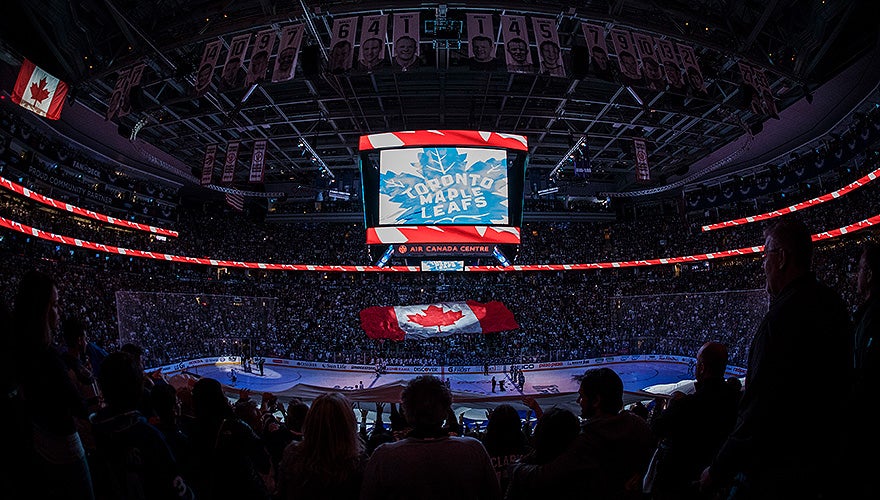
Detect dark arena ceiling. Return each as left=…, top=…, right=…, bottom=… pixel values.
left=1, top=0, right=878, bottom=209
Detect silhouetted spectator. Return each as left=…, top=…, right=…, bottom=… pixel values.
left=482, top=404, right=532, bottom=492
left=361, top=375, right=502, bottom=499
left=700, top=220, right=853, bottom=499
left=12, top=270, right=96, bottom=500
left=648, top=341, right=739, bottom=500
left=90, top=351, right=194, bottom=499
left=277, top=392, right=366, bottom=499
left=509, top=367, right=655, bottom=499
left=188, top=377, right=272, bottom=500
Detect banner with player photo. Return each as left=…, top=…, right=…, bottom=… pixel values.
left=466, top=13, right=496, bottom=64
left=328, top=17, right=358, bottom=74
left=358, top=15, right=388, bottom=71
left=195, top=39, right=223, bottom=96
left=501, top=15, right=533, bottom=73
left=246, top=29, right=275, bottom=86
left=656, top=39, right=685, bottom=92
left=581, top=23, right=612, bottom=79
left=532, top=17, right=565, bottom=77
left=116, top=62, right=145, bottom=119
left=249, top=140, right=267, bottom=183
left=634, top=138, right=650, bottom=182
left=222, top=140, right=240, bottom=183
left=220, top=34, right=250, bottom=91
left=677, top=43, right=706, bottom=96
left=633, top=33, right=663, bottom=91
left=272, top=24, right=304, bottom=82
left=610, top=29, right=642, bottom=85
left=392, top=12, right=420, bottom=71
left=201, top=144, right=217, bottom=185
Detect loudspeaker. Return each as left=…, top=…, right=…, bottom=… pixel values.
left=570, top=45, right=589, bottom=79
left=300, top=45, right=321, bottom=76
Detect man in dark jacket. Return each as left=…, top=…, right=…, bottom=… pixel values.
left=649, top=341, right=739, bottom=499
left=700, top=219, right=852, bottom=499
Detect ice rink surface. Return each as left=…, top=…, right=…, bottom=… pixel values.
left=170, top=355, right=744, bottom=416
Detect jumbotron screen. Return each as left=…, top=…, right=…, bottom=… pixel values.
left=359, top=130, right=528, bottom=245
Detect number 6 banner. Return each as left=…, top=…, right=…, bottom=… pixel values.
left=329, top=17, right=358, bottom=74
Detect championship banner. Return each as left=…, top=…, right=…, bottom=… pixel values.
left=246, top=29, right=275, bottom=86
left=532, top=17, right=565, bottom=77
left=105, top=68, right=131, bottom=121
left=220, top=33, right=250, bottom=91
left=392, top=12, right=420, bottom=70
left=222, top=140, right=240, bottom=183
left=272, top=24, right=304, bottom=82
left=610, top=29, right=642, bottom=83
left=249, top=139, right=267, bottom=183
left=466, top=13, right=496, bottom=63
left=655, top=39, right=684, bottom=91
left=633, top=33, right=663, bottom=90
left=201, top=144, right=217, bottom=185
left=117, top=62, right=146, bottom=118
left=358, top=15, right=388, bottom=71
left=677, top=43, right=706, bottom=95
left=501, top=15, right=533, bottom=73
left=360, top=301, right=519, bottom=341
left=328, top=17, right=358, bottom=74
left=195, top=39, right=223, bottom=96
left=581, top=23, right=611, bottom=78
left=634, top=138, right=650, bottom=182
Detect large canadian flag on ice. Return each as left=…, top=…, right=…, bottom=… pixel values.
left=11, top=59, right=69, bottom=120
left=360, top=301, right=519, bottom=341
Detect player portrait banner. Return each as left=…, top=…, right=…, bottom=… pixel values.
left=358, top=15, right=388, bottom=71
left=360, top=301, right=519, bottom=341
left=634, top=138, right=650, bottom=182
left=222, top=140, right=240, bottom=183
left=249, top=139, right=267, bottom=183
left=633, top=33, right=663, bottom=90
left=328, top=17, right=358, bottom=73
left=532, top=17, right=565, bottom=77
left=201, top=143, right=217, bottom=185
left=272, top=24, right=304, bottom=83
left=656, top=38, right=684, bottom=91
left=610, top=29, right=642, bottom=82
left=581, top=22, right=611, bottom=77
left=117, top=62, right=146, bottom=118
left=220, top=33, right=250, bottom=91
left=501, top=15, right=533, bottom=73
left=466, top=13, right=495, bottom=61
left=105, top=68, right=131, bottom=121
left=392, top=12, right=420, bottom=70
left=12, top=59, right=70, bottom=121
left=246, top=29, right=276, bottom=86
left=677, top=43, right=706, bottom=95
left=195, top=39, right=223, bottom=96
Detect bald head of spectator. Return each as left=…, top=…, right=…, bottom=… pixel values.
left=695, top=341, right=728, bottom=383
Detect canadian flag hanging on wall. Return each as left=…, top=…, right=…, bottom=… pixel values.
left=11, top=59, right=69, bottom=120
left=360, top=301, right=519, bottom=341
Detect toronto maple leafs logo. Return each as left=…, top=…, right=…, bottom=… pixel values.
left=379, top=147, right=509, bottom=225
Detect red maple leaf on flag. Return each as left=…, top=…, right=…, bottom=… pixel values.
left=407, top=305, right=464, bottom=332
left=29, top=78, right=51, bottom=103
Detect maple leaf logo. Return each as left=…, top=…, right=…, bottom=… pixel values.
left=29, top=78, right=51, bottom=103
left=407, top=305, right=463, bottom=332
